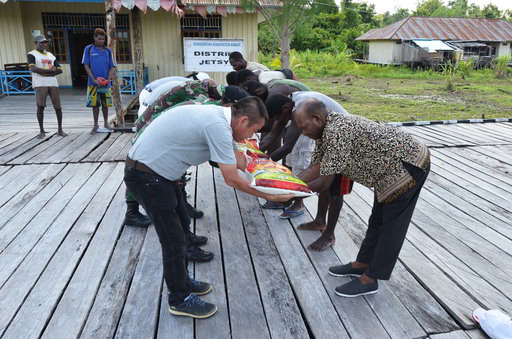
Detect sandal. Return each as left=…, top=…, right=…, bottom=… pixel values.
left=280, top=208, right=305, bottom=219
left=261, top=201, right=286, bottom=209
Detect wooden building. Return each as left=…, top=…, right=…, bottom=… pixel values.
left=0, top=0, right=277, bottom=88
left=356, top=17, right=512, bottom=66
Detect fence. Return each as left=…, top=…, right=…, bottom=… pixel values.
left=0, top=71, right=35, bottom=95
left=0, top=67, right=148, bottom=96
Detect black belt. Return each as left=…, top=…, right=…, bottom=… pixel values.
left=126, top=157, right=159, bottom=176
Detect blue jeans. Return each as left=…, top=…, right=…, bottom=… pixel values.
left=124, top=165, right=191, bottom=305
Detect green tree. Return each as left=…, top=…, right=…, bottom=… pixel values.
left=246, top=0, right=313, bottom=68
left=413, top=0, right=446, bottom=16
left=291, top=12, right=343, bottom=51
left=357, top=2, right=377, bottom=25
left=258, top=22, right=280, bottom=56
left=505, top=9, right=512, bottom=22
left=310, top=0, right=338, bottom=15
left=382, top=8, right=410, bottom=26
left=340, top=0, right=361, bottom=29
left=481, top=4, right=502, bottom=18
left=448, top=0, right=469, bottom=16
left=467, top=3, right=482, bottom=17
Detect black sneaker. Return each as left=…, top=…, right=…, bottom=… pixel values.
left=167, top=278, right=212, bottom=296
left=189, top=233, right=208, bottom=246
left=189, top=278, right=212, bottom=295
left=169, top=294, right=217, bottom=319
left=335, top=279, right=378, bottom=298
left=328, top=262, right=367, bottom=277
left=186, top=202, right=204, bottom=219
left=187, top=245, right=214, bottom=262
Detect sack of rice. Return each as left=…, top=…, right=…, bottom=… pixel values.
left=246, top=158, right=291, bottom=175
left=252, top=172, right=312, bottom=195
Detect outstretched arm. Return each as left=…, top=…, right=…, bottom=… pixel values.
left=259, top=119, right=288, bottom=152
left=269, top=124, right=301, bottom=162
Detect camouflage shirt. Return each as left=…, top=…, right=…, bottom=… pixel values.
left=312, top=111, right=430, bottom=203
left=133, top=80, right=224, bottom=143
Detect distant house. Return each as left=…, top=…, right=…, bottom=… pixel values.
left=0, top=0, right=279, bottom=88
left=356, top=17, right=512, bottom=66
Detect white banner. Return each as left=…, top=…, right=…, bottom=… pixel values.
left=184, top=38, right=244, bottom=72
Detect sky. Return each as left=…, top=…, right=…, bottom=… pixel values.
left=353, top=0, right=511, bottom=14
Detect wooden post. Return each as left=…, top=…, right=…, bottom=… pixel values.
left=105, top=0, right=124, bottom=126
left=132, top=7, right=144, bottom=95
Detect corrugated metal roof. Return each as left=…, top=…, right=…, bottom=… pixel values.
left=180, top=0, right=281, bottom=6
left=356, top=17, right=512, bottom=42
left=413, top=40, right=454, bottom=52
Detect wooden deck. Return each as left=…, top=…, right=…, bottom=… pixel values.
left=0, top=89, right=133, bottom=132
left=0, top=123, right=511, bottom=338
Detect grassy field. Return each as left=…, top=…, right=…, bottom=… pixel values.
left=260, top=52, right=511, bottom=122
left=300, top=73, right=512, bottom=122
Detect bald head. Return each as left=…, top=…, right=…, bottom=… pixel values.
left=294, top=98, right=329, bottom=140
left=295, top=98, right=329, bottom=118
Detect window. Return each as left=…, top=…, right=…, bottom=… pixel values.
left=115, top=29, right=132, bottom=63
left=42, top=13, right=131, bottom=63
left=46, top=29, right=68, bottom=62
left=180, top=14, right=222, bottom=62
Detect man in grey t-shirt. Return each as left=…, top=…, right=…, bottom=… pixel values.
left=125, top=97, right=293, bottom=319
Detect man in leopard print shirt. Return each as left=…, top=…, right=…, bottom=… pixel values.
left=295, top=99, right=430, bottom=298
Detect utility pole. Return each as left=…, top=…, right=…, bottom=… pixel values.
left=105, top=0, right=124, bottom=125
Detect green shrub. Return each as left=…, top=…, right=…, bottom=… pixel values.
left=494, top=55, right=510, bottom=79
left=258, top=50, right=498, bottom=80
left=457, top=59, right=473, bottom=78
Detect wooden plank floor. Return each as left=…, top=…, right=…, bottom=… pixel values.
left=0, top=123, right=511, bottom=338
left=0, top=89, right=133, bottom=132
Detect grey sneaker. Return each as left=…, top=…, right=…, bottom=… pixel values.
left=335, top=279, right=378, bottom=298
left=328, top=262, right=367, bottom=277
left=169, top=294, right=217, bottom=318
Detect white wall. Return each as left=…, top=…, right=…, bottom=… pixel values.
left=497, top=42, right=511, bottom=57
left=392, top=42, right=402, bottom=63
left=0, top=2, right=27, bottom=70
left=368, top=41, right=398, bottom=64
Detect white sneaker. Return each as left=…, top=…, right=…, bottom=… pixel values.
left=96, top=126, right=113, bottom=133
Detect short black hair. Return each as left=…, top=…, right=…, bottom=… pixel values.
left=94, top=28, right=106, bottom=37
left=229, top=51, right=244, bottom=61
left=242, top=80, right=268, bottom=102
left=226, top=71, right=238, bottom=86
left=221, top=86, right=250, bottom=104
left=236, top=69, right=257, bottom=86
left=265, top=94, right=292, bottom=120
left=233, top=96, right=268, bottom=125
